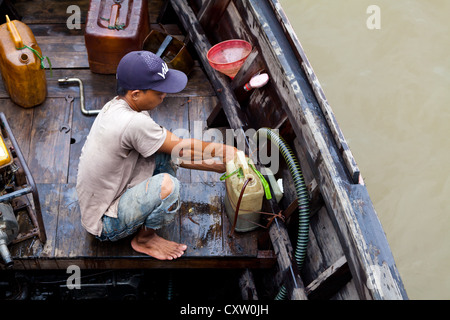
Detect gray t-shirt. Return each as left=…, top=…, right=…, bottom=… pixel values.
left=76, top=97, right=167, bottom=236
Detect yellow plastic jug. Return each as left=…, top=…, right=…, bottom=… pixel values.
left=0, top=16, right=47, bottom=108
left=0, top=133, right=12, bottom=168
left=224, top=151, right=264, bottom=232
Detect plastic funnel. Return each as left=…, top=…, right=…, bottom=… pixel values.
left=207, top=40, right=252, bottom=79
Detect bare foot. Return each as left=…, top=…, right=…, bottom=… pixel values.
left=131, top=227, right=187, bottom=260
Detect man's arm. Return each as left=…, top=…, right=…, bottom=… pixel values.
left=157, top=130, right=237, bottom=173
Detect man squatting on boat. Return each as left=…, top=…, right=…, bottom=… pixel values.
left=76, top=51, right=238, bottom=260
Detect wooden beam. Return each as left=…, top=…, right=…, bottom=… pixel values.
left=239, top=269, right=259, bottom=300
left=12, top=256, right=276, bottom=270
left=305, top=255, right=351, bottom=300
left=282, top=179, right=323, bottom=221
left=197, top=0, right=232, bottom=34
left=169, top=0, right=251, bottom=133
left=269, top=218, right=307, bottom=300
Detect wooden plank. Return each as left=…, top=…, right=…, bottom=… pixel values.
left=29, top=23, right=85, bottom=37
left=268, top=218, right=307, bottom=300
left=301, top=224, right=324, bottom=285
left=50, top=182, right=260, bottom=262
left=244, top=85, right=286, bottom=129
left=197, top=0, right=231, bottom=37
left=179, top=181, right=259, bottom=258
left=14, top=0, right=89, bottom=24
left=0, top=67, right=214, bottom=100
left=169, top=0, right=251, bottom=135
left=13, top=256, right=276, bottom=270
left=0, top=70, right=114, bottom=98
left=55, top=184, right=97, bottom=258
left=15, top=0, right=169, bottom=25
left=179, top=182, right=225, bottom=257
left=312, top=207, right=345, bottom=267
left=36, top=183, right=60, bottom=258
left=36, top=35, right=89, bottom=69
left=239, top=268, right=259, bottom=300
left=149, top=97, right=190, bottom=133
left=332, top=278, right=360, bottom=300
left=27, top=97, right=72, bottom=184
left=67, top=96, right=105, bottom=184
left=305, top=255, right=351, bottom=300
left=299, top=206, right=356, bottom=297
left=28, top=23, right=182, bottom=37
left=7, top=184, right=264, bottom=268
left=149, top=96, right=191, bottom=183
left=188, top=96, right=223, bottom=184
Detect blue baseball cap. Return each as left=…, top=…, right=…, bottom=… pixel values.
left=116, top=51, right=188, bottom=93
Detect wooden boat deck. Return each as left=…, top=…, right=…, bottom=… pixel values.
left=0, top=0, right=276, bottom=270
left=0, top=0, right=408, bottom=301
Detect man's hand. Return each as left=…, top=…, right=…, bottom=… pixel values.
left=158, top=130, right=239, bottom=173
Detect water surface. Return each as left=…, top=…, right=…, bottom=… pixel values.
left=280, top=0, right=450, bottom=299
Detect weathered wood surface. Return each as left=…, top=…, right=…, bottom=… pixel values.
left=9, top=182, right=273, bottom=269
left=0, top=3, right=273, bottom=271
left=14, top=0, right=163, bottom=26
left=239, top=268, right=259, bottom=300
left=169, top=0, right=251, bottom=133
left=0, top=0, right=407, bottom=300
left=4, top=93, right=272, bottom=268
left=305, top=255, right=350, bottom=300
left=0, top=68, right=215, bottom=99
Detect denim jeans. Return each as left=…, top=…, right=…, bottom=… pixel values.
left=97, top=153, right=180, bottom=241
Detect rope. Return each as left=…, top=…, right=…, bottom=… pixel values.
left=99, top=17, right=126, bottom=30
left=220, top=167, right=243, bottom=181
left=18, top=44, right=52, bottom=77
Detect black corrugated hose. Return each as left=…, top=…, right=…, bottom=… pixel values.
left=254, top=128, right=310, bottom=300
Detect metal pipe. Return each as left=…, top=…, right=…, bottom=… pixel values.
left=58, top=77, right=100, bottom=116
left=0, top=203, right=18, bottom=268
left=0, top=187, right=33, bottom=202
left=0, top=238, right=14, bottom=268
left=0, top=112, right=47, bottom=243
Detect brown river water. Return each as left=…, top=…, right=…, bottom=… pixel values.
left=280, top=0, right=450, bottom=299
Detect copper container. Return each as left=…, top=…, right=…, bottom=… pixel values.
left=84, top=0, right=150, bottom=74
